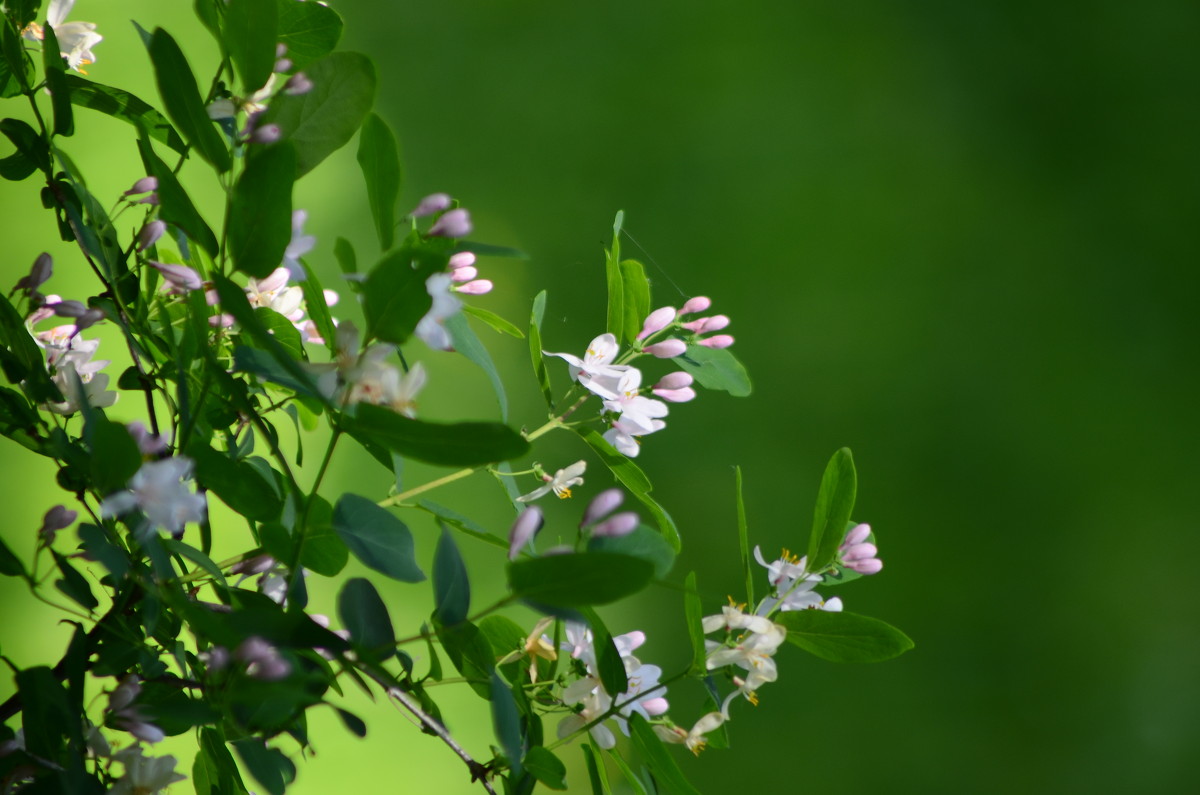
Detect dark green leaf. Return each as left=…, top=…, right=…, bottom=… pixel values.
left=147, top=28, right=231, bottom=172
left=257, top=51, right=375, bottom=177
left=620, top=259, right=651, bottom=346
left=582, top=744, right=610, bottom=795
left=417, top=500, right=507, bottom=550
left=362, top=237, right=449, bottom=344
left=477, top=615, right=528, bottom=662
left=338, top=577, right=395, bottom=662
left=232, top=345, right=323, bottom=401
left=490, top=671, right=523, bottom=775
left=675, top=343, right=752, bottom=397
left=276, top=0, right=343, bottom=69
left=0, top=118, right=48, bottom=181
left=299, top=494, right=349, bottom=577
left=334, top=707, right=367, bottom=738
left=576, top=429, right=679, bottom=551
left=357, top=112, right=401, bottom=250
left=604, top=748, right=650, bottom=795
left=683, top=572, right=706, bottom=676
left=432, top=526, right=469, bottom=625
left=77, top=523, right=128, bottom=580
left=232, top=739, right=295, bottom=795
left=0, top=17, right=33, bottom=97
left=587, top=524, right=675, bottom=579
left=62, top=75, right=187, bottom=155
left=736, top=466, right=753, bottom=605
left=230, top=141, right=295, bottom=278
left=0, top=290, right=60, bottom=402
left=445, top=311, right=508, bottom=420
left=161, top=538, right=228, bottom=589
left=528, top=290, right=553, bottom=409
left=437, top=619, right=494, bottom=698
left=628, top=713, right=702, bottom=795
left=138, top=684, right=220, bottom=734
left=345, top=403, right=529, bottom=467
left=87, top=418, right=141, bottom=496
left=0, top=534, right=25, bottom=577
left=580, top=607, right=628, bottom=698
left=137, top=137, right=219, bottom=255
left=806, top=447, right=857, bottom=572
left=224, top=0, right=278, bottom=93
left=524, top=746, right=567, bottom=790
left=42, top=26, right=74, bottom=137
left=199, top=727, right=250, bottom=795
left=16, top=667, right=72, bottom=758
left=251, top=306, right=305, bottom=361
left=52, top=550, right=98, bottom=610
left=189, top=443, right=282, bottom=522
left=508, top=552, right=654, bottom=609
left=334, top=235, right=357, bottom=275
left=605, top=211, right=624, bottom=340
left=777, top=610, right=914, bottom=663
left=332, top=493, right=424, bottom=582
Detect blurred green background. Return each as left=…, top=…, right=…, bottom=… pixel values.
left=2, top=0, right=1197, bottom=792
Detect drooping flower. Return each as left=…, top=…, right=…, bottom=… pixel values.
left=602, top=413, right=665, bottom=458
left=107, top=676, right=165, bottom=744
left=544, top=333, right=631, bottom=400
left=655, top=712, right=726, bottom=755
left=414, top=273, right=462, bottom=351
left=410, top=193, right=452, bottom=218
left=100, top=457, right=207, bottom=540
left=507, top=506, right=544, bottom=560
left=46, top=347, right=117, bottom=414
left=602, top=368, right=669, bottom=433
left=150, top=261, right=203, bottom=293
left=516, top=460, right=586, bottom=502
left=23, top=0, right=102, bottom=73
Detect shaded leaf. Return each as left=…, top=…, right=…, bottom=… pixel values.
left=576, top=429, right=679, bottom=551
left=356, top=111, right=401, bottom=250
left=490, top=671, right=523, bottom=775
left=628, top=713, right=701, bottom=795
left=683, top=572, right=706, bottom=676
left=361, top=236, right=449, bottom=344
left=445, top=311, right=508, bottom=420
left=224, top=0, right=278, bottom=93
left=432, top=526, right=469, bottom=625
left=806, top=447, right=857, bottom=572
left=232, top=739, right=295, bottom=795
left=528, top=290, right=553, bottom=409
left=605, top=211, right=625, bottom=340
left=63, top=75, right=186, bottom=155
left=230, top=141, right=295, bottom=279
left=587, top=523, right=675, bottom=579
left=508, top=552, right=654, bottom=609
left=345, top=403, right=529, bottom=467
left=338, top=577, right=395, bottom=662
left=276, top=0, right=343, bottom=69
left=580, top=607, right=627, bottom=698
left=147, top=28, right=231, bottom=171
left=137, top=137, right=218, bottom=255
left=332, top=494, right=424, bottom=582
left=524, top=746, right=567, bottom=790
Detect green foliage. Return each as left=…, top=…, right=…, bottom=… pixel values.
left=777, top=610, right=914, bottom=663
left=345, top=404, right=530, bottom=467
left=356, top=112, right=402, bottom=251
left=224, top=0, right=279, bottom=94
left=806, top=447, right=857, bottom=572
left=62, top=75, right=187, bottom=155
left=432, top=526, right=470, bottom=626
left=332, top=494, right=424, bottom=582
left=337, top=577, right=395, bottom=663
left=628, top=713, right=702, bottom=795
left=676, top=344, right=752, bottom=397
left=230, top=141, right=296, bottom=279
left=508, top=552, right=655, bottom=609
left=275, top=0, right=343, bottom=69
left=146, top=28, right=231, bottom=172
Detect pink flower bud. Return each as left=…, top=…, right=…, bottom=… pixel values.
left=53, top=300, right=88, bottom=318
left=843, top=523, right=871, bottom=546
left=679, top=296, right=711, bottom=315
left=428, top=208, right=472, bottom=238
left=410, top=192, right=452, bottom=218
left=150, top=261, right=203, bottom=291
left=275, top=57, right=293, bottom=73
left=450, top=265, right=478, bottom=282
left=636, top=306, right=676, bottom=341
left=697, top=334, right=734, bottom=349
left=508, top=506, right=544, bottom=559
left=843, top=543, right=877, bottom=562
left=284, top=72, right=312, bottom=95
left=591, top=511, right=639, bottom=537
left=127, top=420, right=168, bottom=456
left=74, top=308, right=105, bottom=331
left=15, top=252, right=53, bottom=292
left=124, top=176, right=158, bottom=196
left=652, top=386, right=696, bottom=403
left=138, top=220, right=166, bottom=251
left=209, top=313, right=235, bottom=328
left=448, top=251, right=476, bottom=269
left=250, top=123, right=282, bottom=144
left=655, top=371, right=693, bottom=390
left=455, top=279, right=492, bottom=295
left=581, top=488, right=624, bottom=527
left=847, top=558, right=883, bottom=575
left=39, top=504, right=77, bottom=543
left=644, top=339, right=687, bottom=358
left=700, top=314, right=730, bottom=332
left=276, top=43, right=288, bottom=58
left=641, top=697, right=670, bottom=716
left=322, top=289, right=340, bottom=307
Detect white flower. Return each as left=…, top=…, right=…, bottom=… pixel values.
left=101, top=457, right=207, bottom=540
left=655, top=712, right=726, bottom=755
left=544, top=333, right=632, bottom=400
left=109, top=747, right=186, bottom=795
left=282, top=210, right=316, bottom=279
left=701, top=603, right=776, bottom=636
left=346, top=352, right=427, bottom=417
left=414, top=273, right=462, bottom=351
left=246, top=267, right=304, bottom=321
left=46, top=347, right=117, bottom=415
left=602, top=414, right=665, bottom=457
left=601, top=368, right=669, bottom=433
left=752, top=546, right=842, bottom=613
left=24, top=0, right=102, bottom=73
left=516, top=460, right=587, bottom=502
left=705, top=620, right=786, bottom=682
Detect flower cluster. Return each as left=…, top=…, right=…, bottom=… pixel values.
left=21, top=0, right=102, bottom=73
left=100, top=456, right=207, bottom=541
left=312, top=321, right=427, bottom=415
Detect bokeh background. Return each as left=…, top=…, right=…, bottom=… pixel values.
left=2, top=0, right=1197, bottom=792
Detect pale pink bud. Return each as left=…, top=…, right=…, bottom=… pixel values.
left=843, top=543, right=877, bottom=562
left=231, top=554, right=277, bottom=576
left=450, top=265, right=478, bottom=282
left=209, top=313, right=235, bottom=328
left=641, top=697, right=670, bottom=716
left=275, top=43, right=288, bottom=58
left=275, top=57, right=293, bottom=73
left=234, top=636, right=274, bottom=663
left=697, top=334, right=734, bottom=349
left=39, top=504, right=77, bottom=543
left=322, top=289, right=340, bottom=307
left=653, top=386, right=696, bottom=403
left=590, top=511, right=639, bottom=538
left=201, top=646, right=229, bottom=671
left=410, top=193, right=452, bottom=218
left=108, top=676, right=141, bottom=712
left=700, top=314, right=730, bottom=332
left=250, top=123, right=282, bottom=144
left=679, top=296, right=711, bottom=315
left=654, top=372, right=693, bottom=390
left=124, top=720, right=165, bottom=744
left=52, top=300, right=88, bottom=318
left=508, top=506, right=544, bottom=560
left=581, top=488, right=624, bottom=527
left=15, top=252, right=53, bottom=292
left=636, top=306, right=676, bottom=341
left=843, top=523, right=871, bottom=546
left=124, top=176, right=158, bottom=196
left=150, top=261, right=203, bottom=291
left=138, top=220, right=166, bottom=251
left=448, top=252, right=476, bottom=269
left=127, top=420, right=168, bottom=456
left=846, top=558, right=882, bottom=575
left=455, top=279, right=492, bottom=295
left=428, top=208, right=472, bottom=238
left=284, top=72, right=312, bottom=95
left=643, top=339, right=687, bottom=358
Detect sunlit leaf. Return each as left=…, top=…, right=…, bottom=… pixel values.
left=147, top=28, right=231, bottom=171
left=230, top=141, right=295, bottom=279
left=345, top=403, right=529, bottom=467
left=356, top=112, right=402, bottom=251
left=806, top=447, right=857, bottom=572
left=777, top=610, right=914, bottom=663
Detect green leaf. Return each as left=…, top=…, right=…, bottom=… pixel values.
left=776, top=610, right=914, bottom=663
left=334, top=707, right=367, bottom=738
left=16, top=667, right=72, bottom=759
left=86, top=418, right=141, bottom=497
left=0, top=534, right=25, bottom=578
left=160, top=538, right=228, bottom=589
left=299, top=493, right=349, bottom=577
left=224, top=0, right=278, bottom=93
left=257, top=51, right=375, bottom=177
left=298, top=269, right=337, bottom=355
left=576, top=429, right=679, bottom=551
left=345, top=403, right=529, bottom=467
left=230, top=141, right=296, bottom=278
left=334, top=235, right=357, bottom=275
left=581, top=744, right=611, bottom=795
left=437, top=619, right=494, bottom=698
left=445, top=312, right=508, bottom=420
left=62, top=75, right=187, bottom=155
left=580, top=607, right=628, bottom=698
left=477, top=614, right=528, bottom=662
left=490, top=671, right=523, bottom=775
left=524, top=746, right=567, bottom=790
left=338, top=577, right=395, bottom=662
left=675, top=343, right=752, bottom=397
left=356, top=112, right=402, bottom=251
left=0, top=17, right=33, bottom=97
left=628, top=713, right=702, bottom=795
left=77, top=523, right=129, bottom=580
left=275, top=0, right=343, bottom=69
left=232, top=345, right=322, bottom=401
left=605, top=211, right=624, bottom=340
left=199, top=728, right=250, bottom=795
left=137, top=137, right=219, bottom=255
left=0, top=290, right=60, bottom=402
left=462, top=304, right=524, bottom=339
left=604, top=748, right=650, bottom=795
left=232, top=739, right=295, bottom=795
left=508, top=552, right=654, bottom=609
left=0, top=117, right=48, bottom=182
left=432, top=526, right=469, bottom=625
left=736, top=466, right=753, bottom=606
left=362, top=236, right=449, bottom=344
left=53, top=550, right=98, bottom=610
left=528, top=290, right=553, bottom=409
left=147, top=28, right=231, bottom=172
left=332, top=494, right=425, bottom=582
left=42, top=26, right=74, bottom=137
left=806, top=447, right=857, bottom=572
left=416, top=500, right=507, bottom=551
left=620, top=259, right=651, bottom=346
left=587, top=523, right=676, bottom=579
left=683, top=572, right=706, bottom=676
left=189, top=443, right=282, bottom=522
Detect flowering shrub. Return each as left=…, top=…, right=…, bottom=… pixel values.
left=0, top=2, right=912, bottom=792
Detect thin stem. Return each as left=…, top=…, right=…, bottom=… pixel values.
left=289, top=431, right=342, bottom=579
left=544, top=668, right=692, bottom=752
left=379, top=466, right=475, bottom=507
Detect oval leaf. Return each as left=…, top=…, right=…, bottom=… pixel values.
left=230, top=142, right=296, bottom=278
left=332, top=494, right=424, bottom=582
left=346, top=403, right=529, bottom=467
left=356, top=112, right=402, bottom=251
left=147, top=28, right=231, bottom=172
left=676, top=343, right=752, bottom=397
left=337, top=577, right=395, bottom=662
left=508, top=552, right=655, bottom=609
left=776, top=610, right=914, bottom=663
left=806, top=447, right=857, bottom=571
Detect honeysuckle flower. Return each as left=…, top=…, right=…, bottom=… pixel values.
left=100, top=457, right=207, bottom=540
left=126, top=421, right=169, bottom=457
left=507, top=616, right=557, bottom=683
left=429, top=208, right=472, bottom=238
left=580, top=488, right=624, bottom=527
left=698, top=334, right=734, bottom=349
left=109, top=747, right=186, bottom=795
left=108, top=676, right=165, bottom=744
left=138, top=220, right=166, bottom=252
left=23, top=1, right=102, bottom=73
left=410, top=193, right=452, bottom=218
left=38, top=504, right=77, bottom=545
left=284, top=72, right=313, bottom=95
left=753, top=546, right=842, bottom=613
left=282, top=210, right=316, bottom=279
left=47, top=348, right=117, bottom=414
left=602, top=413, right=665, bottom=457
left=705, top=620, right=786, bottom=680
left=589, top=511, right=639, bottom=538
left=702, top=602, right=776, bottom=636
left=123, top=176, right=158, bottom=204
left=14, top=253, right=53, bottom=293
left=507, top=506, right=544, bottom=559
left=557, top=687, right=616, bottom=749
left=839, top=523, right=882, bottom=574
left=414, top=273, right=462, bottom=351
left=346, top=351, right=427, bottom=417
left=516, top=460, right=586, bottom=502
left=636, top=306, right=676, bottom=340
left=652, top=371, right=697, bottom=403
left=235, top=637, right=291, bottom=681
left=250, top=123, right=282, bottom=144
left=544, top=333, right=631, bottom=400
left=35, top=322, right=95, bottom=365
left=246, top=267, right=304, bottom=320
left=150, top=261, right=203, bottom=292
left=643, top=338, right=687, bottom=358
left=679, top=295, right=712, bottom=316
left=454, top=278, right=493, bottom=295
left=602, top=368, right=669, bottom=433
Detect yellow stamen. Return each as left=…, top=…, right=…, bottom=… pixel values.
left=557, top=487, right=572, bottom=499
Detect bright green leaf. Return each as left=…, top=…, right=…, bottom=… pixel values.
left=275, top=0, right=343, bottom=69
left=620, top=259, right=650, bottom=346
left=736, top=466, right=753, bottom=606
left=806, top=447, right=857, bottom=572
left=356, top=112, right=401, bottom=250
left=675, top=343, right=752, bottom=397
left=528, top=290, right=553, bottom=409
left=445, top=312, right=508, bottom=420
left=147, top=28, right=231, bottom=172
left=524, top=746, right=567, bottom=790
left=62, top=75, right=186, bottom=155
left=777, top=610, right=914, bottom=663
